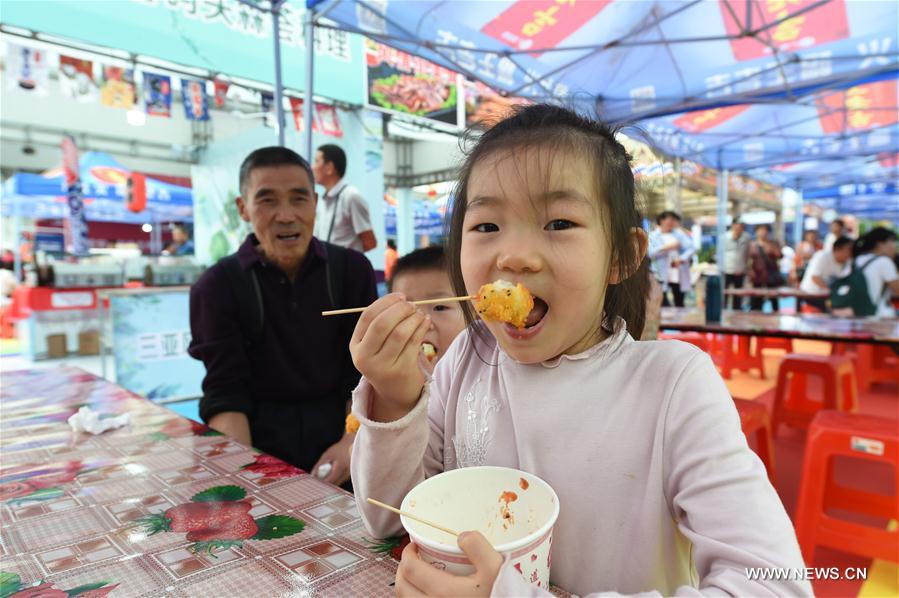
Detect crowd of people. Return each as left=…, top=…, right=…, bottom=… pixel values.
left=645, top=215, right=899, bottom=319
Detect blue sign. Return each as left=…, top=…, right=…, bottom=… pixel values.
left=110, top=291, right=204, bottom=401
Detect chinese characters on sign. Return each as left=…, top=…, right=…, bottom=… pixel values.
left=137, top=330, right=192, bottom=362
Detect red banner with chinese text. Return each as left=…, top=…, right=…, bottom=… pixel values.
left=481, top=0, right=610, bottom=55
left=721, top=0, right=848, bottom=62
left=817, top=80, right=898, bottom=134
left=672, top=105, right=750, bottom=133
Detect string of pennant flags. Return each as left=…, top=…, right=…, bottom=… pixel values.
left=4, top=41, right=343, bottom=136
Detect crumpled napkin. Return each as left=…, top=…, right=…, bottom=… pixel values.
left=67, top=406, right=132, bottom=434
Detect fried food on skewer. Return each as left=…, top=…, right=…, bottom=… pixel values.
left=475, top=280, right=534, bottom=329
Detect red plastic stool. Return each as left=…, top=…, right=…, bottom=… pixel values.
left=794, top=411, right=898, bottom=564
left=718, top=335, right=765, bottom=380
left=832, top=343, right=899, bottom=392
left=658, top=332, right=709, bottom=352
left=733, top=398, right=776, bottom=484
left=757, top=336, right=794, bottom=354
left=772, top=354, right=859, bottom=434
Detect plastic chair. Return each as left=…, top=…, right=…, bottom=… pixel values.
left=832, top=343, right=899, bottom=392
left=658, top=332, right=709, bottom=352
left=757, top=336, right=794, bottom=354
left=772, top=354, right=859, bottom=434
left=718, top=335, right=765, bottom=380
left=733, top=398, right=776, bottom=484
left=794, top=410, right=898, bottom=564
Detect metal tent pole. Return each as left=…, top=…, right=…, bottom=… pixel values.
left=716, top=169, right=729, bottom=307
left=303, top=2, right=316, bottom=158
left=272, top=0, right=286, bottom=146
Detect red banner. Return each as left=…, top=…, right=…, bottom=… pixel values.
left=721, top=0, right=848, bottom=62
left=817, top=80, right=898, bottom=134
left=481, top=0, right=610, bottom=54
left=672, top=105, right=750, bottom=133
left=213, top=79, right=229, bottom=108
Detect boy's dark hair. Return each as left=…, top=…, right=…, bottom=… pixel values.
left=387, top=239, right=397, bottom=250
left=655, top=210, right=681, bottom=225
left=388, top=246, right=447, bottom=292
left=317, top=144, right=347, bottom=178
left=853, top=226, right=897, bottom=258
left=755, top=223, right=772, bottom=233
left=239, top=147, right=314, bottom=196
left=447, top=103, right=649, bottom=340
left=832, top=236, right=853, bottom=252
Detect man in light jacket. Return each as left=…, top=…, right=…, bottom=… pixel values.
left=648, top=211, right=695, bottom=307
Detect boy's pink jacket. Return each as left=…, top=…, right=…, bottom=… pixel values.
left=351, top=323, right=811, bottom=596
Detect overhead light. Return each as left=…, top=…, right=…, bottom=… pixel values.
left=126, top=108, right=146, bottom=127
left=141, top=223, right=153, bottom=233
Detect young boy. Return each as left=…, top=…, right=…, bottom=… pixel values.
left=389, top=246, right=466, bottom=365
left=345, top=246, right=465, bottom=438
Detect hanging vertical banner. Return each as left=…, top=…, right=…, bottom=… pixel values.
left=100, top=65, right=136, bottom=109
left=181, top=78, right=209, bottom=121
left=213, top=78, right=230, bottom=108
left=315, top=104, right=344, bottom=138
left=5, top=43, right=49, bottom=93
left=59, top=55, right=98, bottom=102
left=260, top=91, right=275, bottom=128
left=61, top=136, right=89, bottom=256
left=143, top=72, right=172, bottom=117
left=288, top=97, right=320, bottom=133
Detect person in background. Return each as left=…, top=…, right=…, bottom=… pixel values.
left=799, top=237, right=853, bottom=311
left=748, top=223, right=784, bottom=311
left=189, top=146, right=377, bottom=486
left=723, top=221, right=751, bottom=310
left=312, top=144, right=377, bottom=253
left=165, top=224, right=194, bottom=256
left=795, top=229, right=822, bottom=281
left=384, top=238, right=398, bottom=281
left=824, top=218, right=847, bottom=251
left=851, top=227, right=899, bottom=318
left=388, top=246, right=466, bottom=365
left=779, top=243, right=797, bottom=286
left=648, top=211, right=694, bottom=307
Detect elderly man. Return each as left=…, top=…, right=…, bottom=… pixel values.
left=189, top=147, right=377, bottom=486
left=724, top=221, right=751, bottom=310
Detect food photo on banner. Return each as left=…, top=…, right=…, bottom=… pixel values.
left=58, top=54, right=98, bottom=102
left=364, top=39, right=459, bottom=126
left=99, top=65, right=136, bottom=109
left=464, top=78, right=528, bottom=128
left=143, top=72, right=172, bottom=117
left=181, top=77, right=209, bottom=121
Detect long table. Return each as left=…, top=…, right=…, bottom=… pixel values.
left=660, top=308, right=899, bottom=346
left=0, top=367, right=406, bottom=597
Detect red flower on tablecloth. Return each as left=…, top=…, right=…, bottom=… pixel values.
left=5, top=582, right=67, bottom=598
left=0, top=572, right=118, bottom=598
left=156, top=418, right=221, bottom=440
left=240, top=453, right=304, bottom=479
left=135, top=485, right=305, bottom=556
left=0, top=481, right=37, bottom=501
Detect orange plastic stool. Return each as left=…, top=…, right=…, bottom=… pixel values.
left=719, top=334, right=765, bottom=380
left=658, top=332, right=709, bottom=352
left=733, top=398, right=776, bottom=484
left=757, top=336, right=794, bottom=354
left=832, top=343, right=899, bottom=392
left=794, top=411, right=898, bottom=564
left=772, top=354, right=859, bottom=434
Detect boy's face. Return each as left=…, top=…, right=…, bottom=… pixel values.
left=391, top=268, right=466, bottom=364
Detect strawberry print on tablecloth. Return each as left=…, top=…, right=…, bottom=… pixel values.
left=0, top=571, right=118, bottom=597
left=135, top=485, right=305, bottom=555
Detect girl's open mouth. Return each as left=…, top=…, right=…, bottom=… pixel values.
left=504, top=295, right=549, bottom=339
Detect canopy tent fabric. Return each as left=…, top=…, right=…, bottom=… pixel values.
left=320, top=0, right=898, bottom=191
left=1, top=151, right=193, bottom=224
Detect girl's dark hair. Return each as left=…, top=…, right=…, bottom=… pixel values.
left=853, top=226, right=897, bottom=258
left=446, top=103, right=649, bottom=340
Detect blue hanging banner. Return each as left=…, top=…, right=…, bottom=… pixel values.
left=181, top=78, right=209, bottom=121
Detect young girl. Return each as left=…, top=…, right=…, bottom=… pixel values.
left=349, top=105, right=810, bottom=596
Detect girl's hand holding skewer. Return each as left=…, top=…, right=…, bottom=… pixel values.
left=350, top=293, right=432, bottom=422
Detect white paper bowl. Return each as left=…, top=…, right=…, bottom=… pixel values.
left=400, top=466, right=560, bottom=589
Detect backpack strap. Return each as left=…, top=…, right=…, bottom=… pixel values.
left=322, top=241, right=348, bottom=310
left=220, top=253, right=264, bottom=349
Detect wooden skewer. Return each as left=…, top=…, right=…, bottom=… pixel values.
left=366, top=498, right=459, bottom=538
left=322, top=295, right=475, bottom=316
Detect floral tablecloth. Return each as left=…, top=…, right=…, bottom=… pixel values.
left=0, top=367, right=404, bottom=598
